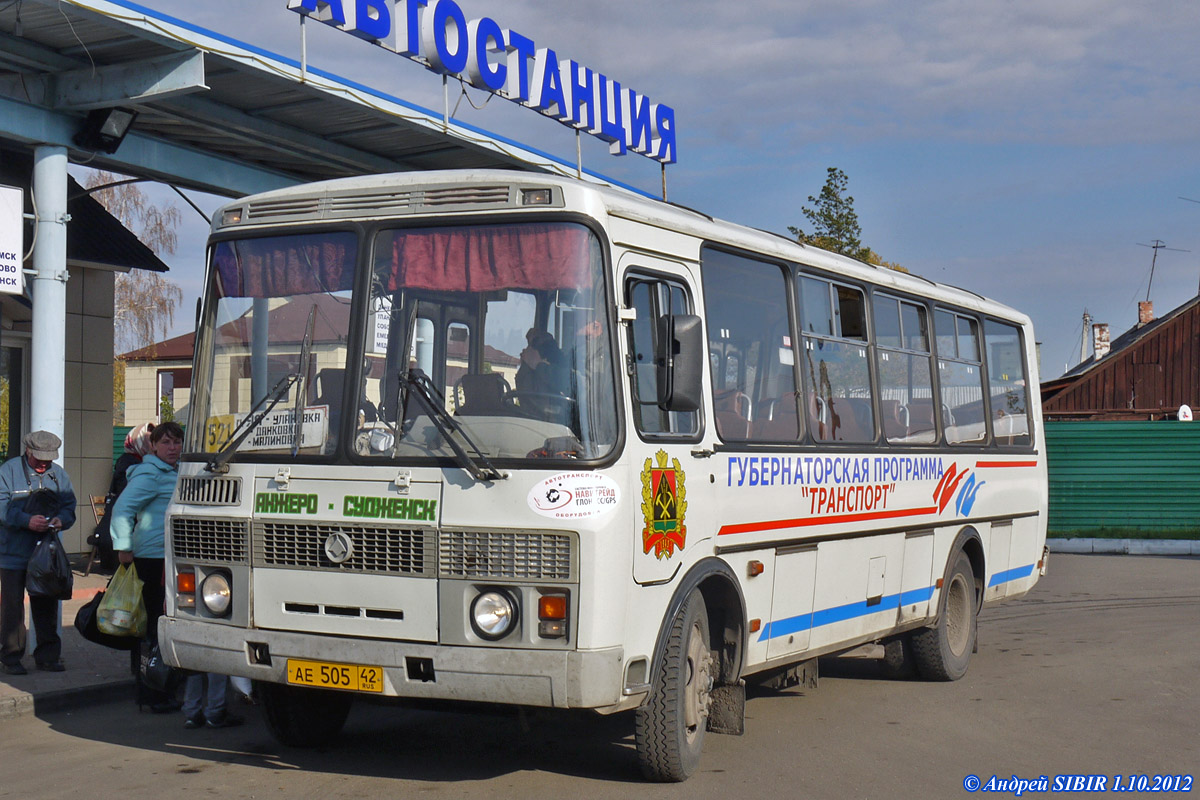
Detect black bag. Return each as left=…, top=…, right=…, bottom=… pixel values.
left=26, top=531, right=73, bottom=600
left=140, top=640, right=186, bottom=694
left=73, top=591, right=140, bottom=651
left=87, top=496, right=118, bottom=570
left=22, top=487, right=61, bottom=519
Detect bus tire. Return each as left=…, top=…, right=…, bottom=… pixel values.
left=258, top=681, right=353, bottom=748
left=911, top=551, right=977, bottom=681
left=635, top=588, right=715, bottom=782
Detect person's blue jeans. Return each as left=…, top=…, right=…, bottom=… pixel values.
left=183, top=672, right=228, bottom=721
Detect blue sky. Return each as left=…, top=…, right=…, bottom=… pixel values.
left=118, top=0, right=1200, bottom=380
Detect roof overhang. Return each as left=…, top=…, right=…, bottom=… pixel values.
left=0, top=0, right=637, bottom=198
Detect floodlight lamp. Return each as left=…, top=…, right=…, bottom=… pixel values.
left=73, top=107, right=138, bottom=154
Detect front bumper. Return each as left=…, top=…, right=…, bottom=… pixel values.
left=160, top=616, right=625, bottom=710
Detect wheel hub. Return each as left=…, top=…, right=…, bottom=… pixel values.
left=683, top=621, right=715, bottom=738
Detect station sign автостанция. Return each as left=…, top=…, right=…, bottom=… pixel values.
left=0, top=184, right=24, bottom=295
left=287, top=0, right=677, bottom=164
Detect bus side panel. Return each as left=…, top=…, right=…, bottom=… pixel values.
left=986, top=521, right=1013, bottom=601
left=765, top=546, right=817, bottom=660
left=808, top=533, right=906, bottom=651
left=898, top=530, right=936, bottom=623
left=995, top=514, right=1044, bottom=601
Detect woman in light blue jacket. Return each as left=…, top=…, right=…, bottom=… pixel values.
left=110, top=420, right=183, bottom=711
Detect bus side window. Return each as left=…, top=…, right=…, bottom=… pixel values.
left=874, top=294, right=936, bottom=444
left=798, top=276, right=874, bottom=443
left=935, top=309, right=987, bottom=445
left=984, top=319, right=1032, bottom=446
left=701, top=248, right=800, bottom=443
left=626, top=276, right=699, bottom=437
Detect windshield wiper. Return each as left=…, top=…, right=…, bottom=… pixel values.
left=291, top=304, right=318, bottom=457
left=205, top=372, right=298, bottom=473
left=378, top=298, right=504, bottom=481
left=399, top=368, right=508, bottom=482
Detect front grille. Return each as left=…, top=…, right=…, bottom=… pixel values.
left=176, top=476, right=242, bottom=506
left=171, top=517, right=250, bottom=564
left=254, top=521, right=434, bottom=576
left=439, top=530, right=574, bottom=581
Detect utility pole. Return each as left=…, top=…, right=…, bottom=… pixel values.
left=1080, top=309, right=1091, bottom=365
left=1137, top=239, right=1189, bottom=301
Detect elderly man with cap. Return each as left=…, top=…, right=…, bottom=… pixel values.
left=0, top=431, right=77, bottom=674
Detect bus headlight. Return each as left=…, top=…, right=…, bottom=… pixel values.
left=200, top=572, right=232, bottom=617
left=470, top=590, right=517, bottom=640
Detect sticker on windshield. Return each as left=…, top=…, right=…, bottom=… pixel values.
left=528, top=473, right=620, bottom=520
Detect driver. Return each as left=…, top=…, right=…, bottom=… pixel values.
left=514, top=329, right=568, bottom=418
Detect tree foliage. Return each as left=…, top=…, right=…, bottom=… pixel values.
left=84, top=171, right=184, bottom=354
left=789, top=167, right=907, bottom=272
left=789, top=167, right=869, bottom=261
left=83, top=171, right=185, bottom=421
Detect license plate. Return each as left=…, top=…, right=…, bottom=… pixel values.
left=286, top=658, right=384, bottom=693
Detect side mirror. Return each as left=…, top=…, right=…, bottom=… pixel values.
left=656, top=314, right=703, bottom=412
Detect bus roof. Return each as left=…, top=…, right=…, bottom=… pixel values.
left=214, top=170, right=1031, bottom=327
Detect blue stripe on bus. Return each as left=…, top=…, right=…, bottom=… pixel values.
left=758, top=585, right=936, bottom=642
left=988, top=563, right=1036, bottom=587
left=755, top=568, right=1033, bottom=644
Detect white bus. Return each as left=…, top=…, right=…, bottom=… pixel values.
left=161, top=170, right=1047, bottom=781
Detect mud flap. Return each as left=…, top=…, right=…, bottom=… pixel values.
left=706, top=679, right=745, bottom=735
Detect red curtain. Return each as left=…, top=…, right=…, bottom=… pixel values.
left=215, top=233, right=356, bottom=298
left=386, top=223, right=592, bottom=292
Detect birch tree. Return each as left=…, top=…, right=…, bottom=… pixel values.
left=83, top=171, right=184, bottom=419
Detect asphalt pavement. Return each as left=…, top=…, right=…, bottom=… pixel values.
left=0, top=540, right=1193, bottom=722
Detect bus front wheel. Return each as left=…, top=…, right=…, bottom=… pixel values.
left=911, top=551, right=977, bottom=681
left=258, top=681, right=353, bottom=748
left=635, top=589, right=715, bottom=782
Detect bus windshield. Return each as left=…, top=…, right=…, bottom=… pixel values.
left=190, top=220, right=618, bottom=464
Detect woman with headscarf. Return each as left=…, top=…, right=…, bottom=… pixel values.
left=88, top=422, right=155, bottom=572
left=111, top=421, right=183, bottom=713
left=113, top=423, right=156, bottom=497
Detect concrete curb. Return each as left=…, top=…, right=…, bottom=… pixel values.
left=1047, top=538, right=1200, bottom=555
left=0, top=679, right=135, bottom=721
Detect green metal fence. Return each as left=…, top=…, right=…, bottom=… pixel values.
left=1046, top=420, right=1200, bottom=536
left=113, top=425, right=132, bottom=465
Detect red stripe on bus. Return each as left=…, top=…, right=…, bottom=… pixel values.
left=974, top=460, right=1038, bottom=468
left=718, top=506, right=940, bottom=536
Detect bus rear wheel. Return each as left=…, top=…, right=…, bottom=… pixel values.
left=911, top=551, right=977, bottom=681
left=258, top=681, right=353, bottom=748
left=635, top=589, right=715, bottom=782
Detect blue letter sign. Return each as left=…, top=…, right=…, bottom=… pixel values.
left=285, top=0, right=678, bottom=164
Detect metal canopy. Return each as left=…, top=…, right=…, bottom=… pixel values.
left=0, top=0, right=598, bottom=198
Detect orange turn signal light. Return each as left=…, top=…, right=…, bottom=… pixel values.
left=747, top=560, right=765, bottom=577
left=177, top=570, right=196, bottom=594
left=749, top=618, right=761, bottom=633
left=538, top=595, right=567, bottom=620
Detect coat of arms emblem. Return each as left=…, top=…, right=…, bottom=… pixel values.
left=641, top=449, right=687, bottom=559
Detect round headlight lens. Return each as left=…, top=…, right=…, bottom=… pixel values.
left=200, top=572, right=232, bottom=616
left=470, top=590, right=517, bottom=640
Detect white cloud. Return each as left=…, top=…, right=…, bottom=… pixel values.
left=133, top=0, right=1200, bottom=368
